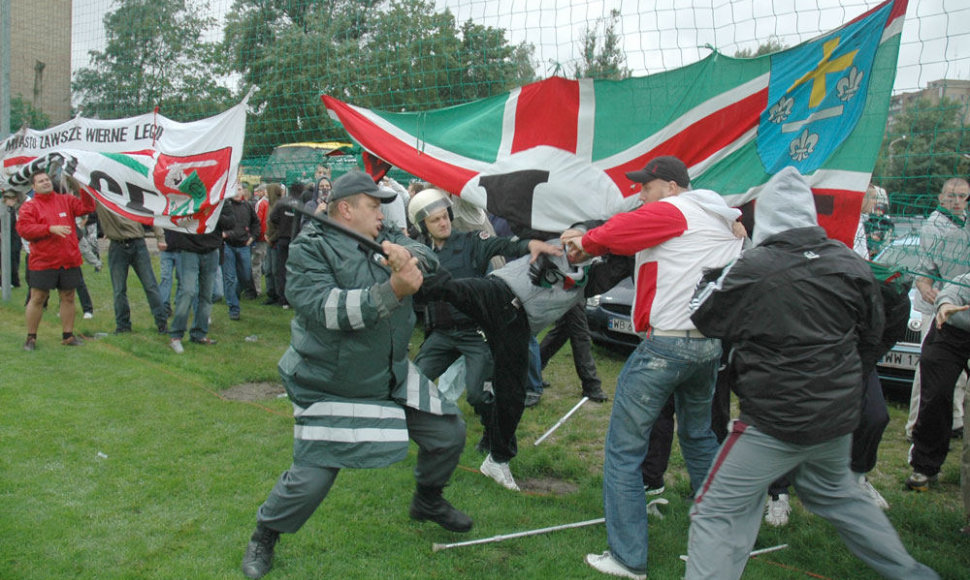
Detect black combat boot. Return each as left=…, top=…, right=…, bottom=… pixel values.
left=409, top=485, right=473, bottom=533
left=241, top=524, right=280, bottom=579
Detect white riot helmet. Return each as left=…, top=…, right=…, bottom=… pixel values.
left=407, top=188, right=453, bottom=234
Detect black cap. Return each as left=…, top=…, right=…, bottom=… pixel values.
left=626, top=156, right=690, bottom=188
left=330, top=170, right=397, bottom=203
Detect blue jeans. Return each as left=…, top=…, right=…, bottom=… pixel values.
left=170, top=249, right=218, bottom=341
left=212, top=264, right=224, bottom=302
left=108, top=238, right=166, bottom=331
left=603, top=335, right=722, bottom=574
left=222, top=244, right=252, bottom=316
left=158, top=250, right=179, bottom=313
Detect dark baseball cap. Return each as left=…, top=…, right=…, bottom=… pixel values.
left=330, top=170, right=397, bottom=203
left=626, top=156, right=690, bottom=188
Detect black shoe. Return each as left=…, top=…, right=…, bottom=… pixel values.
left=262, top=298, right=280, bottom=306
left=113, top=327, right=132, bottom=335
left=524, top=391, right=541, bottom=407
left=953, top=427, right=964, bottom=440
left=582, top=386, right=608, bottom=402
left=541, top=381, right=551, bottom=389
left=190, top=337, right=218, bottom=345
left=229, top=312, right=241, bottom=321
left=409, top=486, right=473, bottom=533
left=242, top=524, right=279, bottom=579
left=157, top=322, right=168, bottom=334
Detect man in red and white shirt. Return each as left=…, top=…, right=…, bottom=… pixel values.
left=562, top=156, right=742, bottom=580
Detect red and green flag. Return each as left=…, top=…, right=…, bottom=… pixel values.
left=323, top=0, right=907, bottom=244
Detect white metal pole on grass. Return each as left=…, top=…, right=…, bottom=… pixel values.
left=432, top=518, right=605, bottom=552
left=679, top=543, right=788, bottom=562
left=534, top=396, right=589, bottom=445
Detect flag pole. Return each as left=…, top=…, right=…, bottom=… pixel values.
left=534, top=396, right=589, bottom=445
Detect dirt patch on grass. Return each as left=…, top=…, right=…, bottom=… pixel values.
left=520, top=477, right=579, bottom=495
left=221, top=382, right=286, bottom=401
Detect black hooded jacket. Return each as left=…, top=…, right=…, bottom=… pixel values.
left=690, top=168, right=884, bottom=445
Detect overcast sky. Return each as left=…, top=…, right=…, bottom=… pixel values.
left=72, top=0, right=969, bottom=94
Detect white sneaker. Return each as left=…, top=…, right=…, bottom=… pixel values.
left=585, top=551, right=646, bottom=580
left=857, top=473, right=889, bottom=510
left=764, top=493, right=791, bottom=527
left=169, top=338, right=184, bottom=354
left=83, top=311, right=94, bottom=319
left=480, top=454, right=520, bottom=491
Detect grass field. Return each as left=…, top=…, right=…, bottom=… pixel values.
left=1, top=258, right=967, bottom=579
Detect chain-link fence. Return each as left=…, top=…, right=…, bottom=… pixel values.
left=4, top=0, right=970, bottom=279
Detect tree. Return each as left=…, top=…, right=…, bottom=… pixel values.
left=72, top=0, right=233, bottom=121
left=572, top=9, right=630, bottom=80
left=873, top=97, right=970, bottom=213
left=10, top=96, right=51, bottom=130
left=223, top=0, right=536, bottom=158
left=733, top=36, right=787, bottom=58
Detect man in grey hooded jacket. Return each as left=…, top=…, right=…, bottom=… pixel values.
left=685, top=167, right=937, bottom=580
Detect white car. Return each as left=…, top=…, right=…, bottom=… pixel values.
left=873, top=234, right=923, bottom=398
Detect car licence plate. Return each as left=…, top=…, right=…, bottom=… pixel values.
left=608, top=316, right=636, bottom=335
left=879, top=351, right=919, bottom=370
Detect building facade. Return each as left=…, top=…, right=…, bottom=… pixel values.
left=889, top=79, right=970, bottom=126
left=8, top=0, right=72, bottom=125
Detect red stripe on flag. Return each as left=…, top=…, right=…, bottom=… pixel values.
left=605, top=87, right=770, bottom=196
left=844, top=0, right=907, bottom=29
left=886, top=0, right=909, bottom=26
left=3, top=155, right=35, bottom=168
left=813, top=187, right=864, bottom=247
left=322, top=96, right=477, bottom=195
left=511, top=77, right=580, bottom=154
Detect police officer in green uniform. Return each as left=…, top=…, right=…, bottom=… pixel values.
left=241, top=172, right=471, bottom=580
left=409, top=188, right=557, bottom=453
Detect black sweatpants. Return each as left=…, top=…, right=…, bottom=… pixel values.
left=430, top=275, right=530, bottom=463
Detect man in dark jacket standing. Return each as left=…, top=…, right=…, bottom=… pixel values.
left=166, top=207, right=234, bottom=353
left=685, top=167, right=936, bottom=580
left=222, top=182, right=261, bottom=320
left=267, top=184, right=303, bottom=308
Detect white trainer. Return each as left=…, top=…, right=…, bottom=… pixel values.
left=83, top=311, right=94, bottom=320
left=585, top=551, right=646, bottom=579
left=169, top=338, right=184, bottom=354
left=764, top=493, right=791, bottom=527
left=857, top=473, right=889, bottom=510
left=480, top=454, right=520, bottom=491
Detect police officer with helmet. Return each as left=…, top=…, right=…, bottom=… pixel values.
left=409, top=187, right=557, bottom=453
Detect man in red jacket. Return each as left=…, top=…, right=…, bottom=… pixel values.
left=16, top=171, right=96, bottom=350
